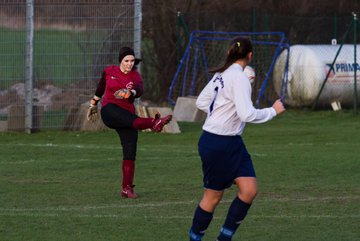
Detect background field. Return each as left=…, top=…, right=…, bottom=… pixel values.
left=0, top=110, right=359, bottom=241
left=0, top=27, right=97, bottom=88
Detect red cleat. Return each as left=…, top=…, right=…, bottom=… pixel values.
left=121, top=185, right=138, bottom=199
left=152, top=115, right=172, bottom=132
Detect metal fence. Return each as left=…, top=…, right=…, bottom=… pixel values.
left=1, top=1, right=359, bottom=133
left=167, top=31, right=289, bottom=108
left=0, top=0, right=141, bottom=132
left=172, top=10, right=360, bottom=111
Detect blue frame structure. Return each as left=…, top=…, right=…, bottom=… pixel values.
left=168, top=30, right=290, bottom=107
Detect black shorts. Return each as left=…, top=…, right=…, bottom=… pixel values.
left=198, top=131, right=256, bottom=191
left=101, top=103, right=138, bottom=160
left=101, top=103, right=137, bottom=129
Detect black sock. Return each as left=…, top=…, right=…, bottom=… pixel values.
left=217, top=197, right=251, bottom=241
left=189, top=205, right=213, bottom=241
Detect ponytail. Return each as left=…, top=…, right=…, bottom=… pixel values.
left=210, top=36, right=253, bottom=73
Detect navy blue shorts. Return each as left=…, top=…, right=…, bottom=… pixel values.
left=198, top=131, right=256, bottom=191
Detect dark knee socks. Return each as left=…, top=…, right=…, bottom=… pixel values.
left=122, top=160, right=135, bottom=189
left=132, top=117, right=154, bottom=130
left=217, top=197, right=252, bottom=241
left=189, top=205, right=213, bottom=241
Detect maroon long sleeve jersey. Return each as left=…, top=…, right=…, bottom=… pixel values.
left=94, top=65, right=144, bottom=114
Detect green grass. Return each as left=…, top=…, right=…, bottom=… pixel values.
left=0, top=27, right=100, bottom=88
left=0, top=110, right=359, bottom=241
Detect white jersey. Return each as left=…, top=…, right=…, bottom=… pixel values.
left=196, top=63, right=276, bottom=136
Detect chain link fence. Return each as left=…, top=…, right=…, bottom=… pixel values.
left=0, top=0, right=140, bottom=131
left=1, top=1, right=359, bottom=132
left=172, top=10, right=359, bottom=110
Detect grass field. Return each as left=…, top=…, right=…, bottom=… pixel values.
left=0, top=110, right=359, bottom=241
left=0, top=27, right=97, bottom=88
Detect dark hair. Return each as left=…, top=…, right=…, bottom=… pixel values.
left=210, top=36, right=253, bottom=73
left=118, top=46, right=142, bottom=68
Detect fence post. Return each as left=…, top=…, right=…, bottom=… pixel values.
left=353, top=12, right=358, bottom=114
left=333, top=12, right=338, bottom=39
left=264, top=13, right=270, bottom=32
left=252, top=8, right=257, bottom=32
left=25, top=0, right=34, bottom=133
left=134, top=0, right=142, bottom=72
left=176, top=11, right=190, bottom=64
left=312, top=16, right=354, bottom=110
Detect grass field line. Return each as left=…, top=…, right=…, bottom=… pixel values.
left=1, top=195, right=359, bottom=213
left=0, top=200, right=197, bottom=212
left=3, top=143, right=194, bottom=149
left=3, top=143, right=121, bottom=150
left=3, top=141, right=354, bottom=150
left=2, top=143, right=196, bottom=152
left=0, top=212, right=359, bottom=219
left=258, top=195, right=360, bottom=202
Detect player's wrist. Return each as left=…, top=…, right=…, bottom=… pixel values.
left=90, top=97, right=100, bottom=106
left=90, top=97, right=99, bottom=106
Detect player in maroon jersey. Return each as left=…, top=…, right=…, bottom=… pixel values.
left=87, top=47, right=172, bottom=198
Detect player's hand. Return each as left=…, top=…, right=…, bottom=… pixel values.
left=114, top=88, right=131, bottom=99
left=87, top=105, right=98, bottom=121
left=272, top=99, right=286, bottom=115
